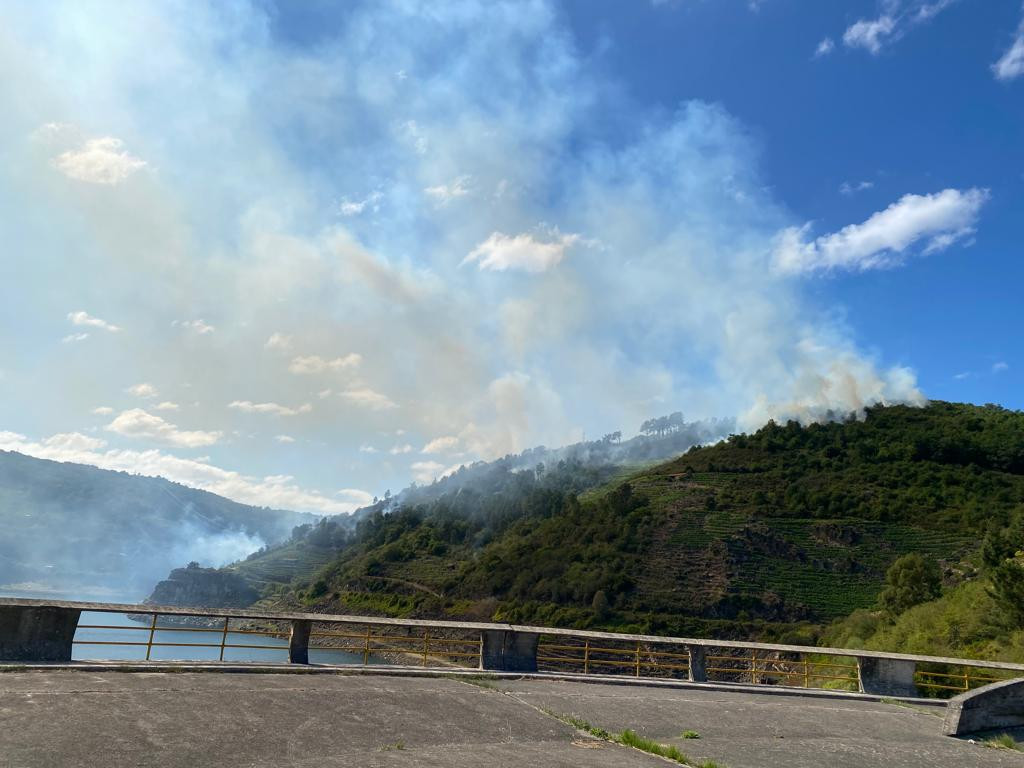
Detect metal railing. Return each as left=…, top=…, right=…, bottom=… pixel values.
left=537, top=637, right=691, bottom=678
left=4, top=597, right=1024, bottom=700
left=72, top=610, right=485, bottom=667
left=73, top=614, right=290, bottom=661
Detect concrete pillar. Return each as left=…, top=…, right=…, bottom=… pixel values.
left=688, top=645, right=707, bottom=682
left=857, top=655, right=918, bottom=696
left=480, top=630, right=539, bottom=672
left=0, top=605, right=81, bottom=662
left=288, top=619, right=311, bottom=664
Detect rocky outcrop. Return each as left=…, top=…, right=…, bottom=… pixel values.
left=145, top=564, right=258, bottom=609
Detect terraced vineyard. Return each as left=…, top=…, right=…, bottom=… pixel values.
left=227, top=543, right=338, bottom=592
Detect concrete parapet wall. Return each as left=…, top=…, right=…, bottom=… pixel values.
left=943, top=677, right=1024, bottom=736
left=857, top=656, right=918, bottom=697
left=480, top=630, right=539, bottom=672
left=0, top=605, right=81, bottom=662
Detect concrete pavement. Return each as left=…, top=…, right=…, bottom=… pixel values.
left=0, top=670, right=1022, bottom=767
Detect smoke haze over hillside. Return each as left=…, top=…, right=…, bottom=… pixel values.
left=0, top=1, right=930, bottom=510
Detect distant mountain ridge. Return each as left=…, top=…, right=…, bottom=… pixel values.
left=0, top=450, right=312, bottom=601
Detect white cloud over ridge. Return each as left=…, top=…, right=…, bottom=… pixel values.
left=106, top=409, right=221, bottom=448
left=0, top=431, right=362, bottom=514
left=773, top=188, right=988, bottom=274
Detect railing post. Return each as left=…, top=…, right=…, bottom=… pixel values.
left=145, top=613, right=157, bottom=661
left=219, top=617, right=229, bottom=662
left=0, top=605, right=81, bottom=662
left=479, top=630, right=538, bottom=672
left=363, top=627, right=371, bottom=665
left=687, top=645, right=707, bottom=682
left=857, top=655, right=918, bottom=696
left=289, top=619, right=311, bottom=664
left=583, top=640, right=590, bottom=675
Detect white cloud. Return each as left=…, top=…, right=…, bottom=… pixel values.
left=173, top=319, right=215, bottom=335
left=842, top=1, right=957, bottom=55
left=843, top=15, right=896, bottom=54
left=421, top=435, right=459, bottom=454
left=228, top=400, right=313, bottom=417
left=993, top=361, right=1010, bottom=373
left=39, top=432, right=108, bottom=453
left=359, top=444, right=379, bottom=454
left=337, top=488, right=374, bottom=505
left=0, top=430, right=359, bottom=514
left=993, top=17, right=1024, bottom=81
left=154, top=401, right=179, bottom=411
left=815, top=38, right=835, bottom=57
left=126, top=382, right=159, bottom=399
left=410, top=460, right=445, bottom=484
left=91, top=406, right=114, bottom=416
left=339, top=387, right=398, bottom=411
left=106, top=408, right=221, bottom=448
left=953, top=371, right=971, bottom=380
left=68, top=310, right=120, bottom=333
left=773, top=188, right=989, bottom=274
left=265, top=332, right=293, bottom=351
left=424, top=175, right=471, bottom=205
left=389, top=443, right=413, bottom=455
left=62, top=332, right=89, bottom=343
left=339, top=191, right=382, bottom=216
left=52, top=137, right=146, bottom=185
left=288, top=354, right=362, bottom=374
left=464, top=229, right=582, bottom=273
left=275, top=434, right=295, bottom=443
left=839, top=180, right=874, bottom=196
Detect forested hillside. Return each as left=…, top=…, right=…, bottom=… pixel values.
left=250, top=402, right=1024, bottom=645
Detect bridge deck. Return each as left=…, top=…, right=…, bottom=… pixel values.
left=1, top=671, right=1021, bottom=767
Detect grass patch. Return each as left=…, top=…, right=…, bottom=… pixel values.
left=982, top=733, right=1022, bottom=751
left=620, top=729, right=688, bottom=762
left=543, top=710, right=726, bottom=767
left=377, top=741, right=405, bottom=751
left=459, top=675, right=499, bottom=690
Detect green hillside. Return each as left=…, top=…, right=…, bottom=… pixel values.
left=265, top=402, right=1024, bottom=641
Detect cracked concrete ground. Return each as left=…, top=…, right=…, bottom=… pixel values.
left=0, top=671, right=1021, bottom=767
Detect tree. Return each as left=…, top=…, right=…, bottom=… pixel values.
left=878, top=553, right=941, bottom=616
left=186, top=561, right=200, bottom=570
left=591, top=589, right=610, bottom=620
left=989, top=553, right=1024, bottom=628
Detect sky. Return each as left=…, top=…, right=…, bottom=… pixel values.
left=0, top=0, right=1021, bottom=515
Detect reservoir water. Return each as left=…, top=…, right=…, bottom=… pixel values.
left=73, top=611, right=365, bottom=665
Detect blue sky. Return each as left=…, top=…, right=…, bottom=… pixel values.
left=0, top=0, right=1021, bottom=516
